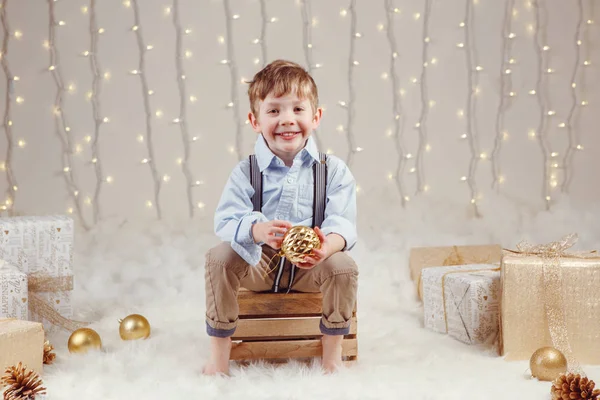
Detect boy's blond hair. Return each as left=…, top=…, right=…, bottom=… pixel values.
left=247, top=60, right=319, bottom=117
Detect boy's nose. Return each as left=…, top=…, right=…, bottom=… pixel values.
left=279, top=115, right=296, bottom=126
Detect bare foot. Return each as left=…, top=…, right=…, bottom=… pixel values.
left=321, top=334, right=343, bottom=374
left=202, top=336, right=232, bottom=376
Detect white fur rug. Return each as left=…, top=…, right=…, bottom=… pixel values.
left=39, top=195, right=600, bottom=400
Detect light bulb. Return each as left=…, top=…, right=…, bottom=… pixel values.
left=14, top=30, right=22, bottom=39
left=16, top=96, right=24, bottom=104
left=106, top=176, right=113, bottom=183
left=197, top=202, right=205, bottom=209
left=190, top=95, right=197, bottom=103
left=232, top=14, right=240, bottom=20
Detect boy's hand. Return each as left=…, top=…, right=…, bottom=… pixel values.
left=252, top=220, right=293, bottom=249
left=295, top=227, right=329, bottom=269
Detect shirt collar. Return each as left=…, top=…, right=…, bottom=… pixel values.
left=254, top=134, right=320, bottom=172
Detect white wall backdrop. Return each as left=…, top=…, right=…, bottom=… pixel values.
left=0, top=0, right=598, bottom=230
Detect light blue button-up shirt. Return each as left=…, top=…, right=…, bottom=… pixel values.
left=214, top=134, right=357, bottom=266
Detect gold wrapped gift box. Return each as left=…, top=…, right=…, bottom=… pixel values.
left=0, top=318, right=44, bottom=386
left=500, top=246, right=600, bottom=364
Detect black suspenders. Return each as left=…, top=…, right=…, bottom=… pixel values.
left=249, top=153, right=327, bottom=293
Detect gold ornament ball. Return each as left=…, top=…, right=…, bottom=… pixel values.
left=530, top=347, right=567, bottom=381
left=68, top=328, right=102, bottom=354
left=119, top=314, right=151, bottom=340
left=281, top=225, right=321, bottom=263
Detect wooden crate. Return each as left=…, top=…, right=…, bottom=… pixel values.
left=230, top=288, right=358, bottom=363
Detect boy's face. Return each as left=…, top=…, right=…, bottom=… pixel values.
left=248, top=91, right=322, bottom=162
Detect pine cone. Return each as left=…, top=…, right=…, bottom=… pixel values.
left=551, top=373, right=600, bottom=400
left=1, top=362, right=46, bottom=400
left=43, top=340, right=56, bottom=365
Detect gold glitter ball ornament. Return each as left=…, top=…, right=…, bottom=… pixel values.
left=68, top=328, right=102, bottom=354
left=119, top=314, right=151, bottom=340
left=280, top=225, right=321, bottom=263
left=530, top=347, right=568, bottom=381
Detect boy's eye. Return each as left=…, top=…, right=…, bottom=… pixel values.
left=268, top=109, right=279, bottom=114
left=295, top=107, right=304, bottom=112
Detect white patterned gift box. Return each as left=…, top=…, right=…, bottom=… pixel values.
left=0, top=215, right=75, bottom=332
left=0, top=261, right=28, bottom=320
left=422, top=264, right=501, bottom=348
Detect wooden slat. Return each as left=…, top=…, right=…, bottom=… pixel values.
left=232, top=316, right=357, bottom=340
left=238, top=289, right=356, bottom=317
left=238, top=289, right=323, bottom=317
left=230, top=338, right=358, bottom=360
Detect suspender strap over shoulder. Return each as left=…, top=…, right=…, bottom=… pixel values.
left=249, top=154, right=262, bottom=213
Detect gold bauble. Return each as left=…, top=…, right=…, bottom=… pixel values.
left=530, top=347, right=567, bottom=381
left=119, top=314, right=151, bottom=340
left=67, top=328, right=102, bottom=354
left=280, top=225, right=321, bottom=263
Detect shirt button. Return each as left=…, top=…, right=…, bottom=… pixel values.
left=287, top=177, right=294, bottom=183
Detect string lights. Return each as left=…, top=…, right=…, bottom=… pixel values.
left=172, top=0, right=196, bottom=218
left=0, top=1, right=595, bottom=222
left=343, top=0, right=359, bottom=168
left=299, top=0, right=322, bottom=150
left=0, top=0, right=17, bottom=215
left=532, top=0, right=553, bottom=209
left=223, top=0, right=243, bottom=162
left=258, top=0, right=268, bottom=67
left=490, top=0, right=516, bottom=189
left=47, top=0, right=90, bottom=230
left=414, top=0, right=433, bottom=195
left=130, top=0, right=162, bottom=219
left=561, top=0, right=588, bottom=192
left=383, top=1, right=407, bottom=206
left=461, top=0, right=482, bottom=217
left=86, top=0, right=106, bottom=224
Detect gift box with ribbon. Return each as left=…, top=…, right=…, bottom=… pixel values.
left=0, top=216, right=88, bottom=333
left=0, top=261, right=28, bottom=320
left=422, top=264, right=501, bottom=348
left=409, top=244, right=502, bottom=300
left=500, top=234, right=600, bottom=370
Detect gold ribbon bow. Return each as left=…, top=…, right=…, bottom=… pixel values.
left=504, top=233, right=600, bottom=375
left=27, top=273, right=89, bottom=333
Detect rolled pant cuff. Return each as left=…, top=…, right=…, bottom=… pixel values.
left=206, top=321, right=236, bottom=338
left=319, top=320, right=350, bottom=336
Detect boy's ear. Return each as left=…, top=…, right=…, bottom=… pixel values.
left=312, top=107, right=323, bottom=129
left=248, top=112, right=261, bottom=133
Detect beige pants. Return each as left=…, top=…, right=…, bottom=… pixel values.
left=205, top=242, right=359, bottom=337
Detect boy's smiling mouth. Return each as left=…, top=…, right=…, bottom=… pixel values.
left=275, top=131, right=301, bottom=139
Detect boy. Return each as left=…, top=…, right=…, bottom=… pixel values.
left=203, top=60, right=358, bottom=375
